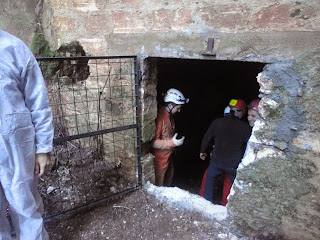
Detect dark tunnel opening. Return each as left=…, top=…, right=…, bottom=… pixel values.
left=150, top=57, right=265, bottom=197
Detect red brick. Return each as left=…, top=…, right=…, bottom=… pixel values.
left=152, top=10, right=171, bottom=31
left=172, top=9, right=191, bottom=30
left=200, top=7, right=211, bottom=22
left=200, top=5, right=248, bottom=29
left=84, top=15, right=110, bottom=34
left=255, top=5, right=298, bottom=28
left=112, top=11, right=145, bottom=32
left=152, top=9, right=191, bottom=31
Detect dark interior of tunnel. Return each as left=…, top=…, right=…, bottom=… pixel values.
left=149, top=57, right=265, bottom=199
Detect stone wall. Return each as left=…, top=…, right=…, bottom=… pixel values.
left=228, top=61, right=320, bottom=239
left=3, top=0, right=320, bottom=238
left=0, top=0, right=40, bottom=45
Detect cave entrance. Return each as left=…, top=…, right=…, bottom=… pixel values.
left=148, top=57, right=265, bottom=197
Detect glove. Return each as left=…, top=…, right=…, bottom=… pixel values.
left=172, top=133, right=185, bottom=146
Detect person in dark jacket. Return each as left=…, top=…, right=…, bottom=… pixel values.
left=199, top=105, right=231, bottom=198
left=200, top=99, right=251, bottom=204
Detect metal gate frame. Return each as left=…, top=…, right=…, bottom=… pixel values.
left=37, top=56, right=142, bottom=221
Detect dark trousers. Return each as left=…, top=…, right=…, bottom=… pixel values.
left=204, top=161, right=237, bottom=203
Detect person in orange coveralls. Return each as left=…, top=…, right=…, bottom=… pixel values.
left=151, top=88, right=189, bottom=186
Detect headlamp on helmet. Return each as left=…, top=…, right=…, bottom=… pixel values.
left=164, top=88, right=189, bottom=105
left=248, top=99, right=260, bottom=112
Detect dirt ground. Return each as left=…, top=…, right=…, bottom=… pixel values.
left=45, top=188, right=232, bottom=240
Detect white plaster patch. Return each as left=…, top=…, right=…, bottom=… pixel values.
left=79, top=38, right=105, bottom=55
left=217, top=233, right=238, bottom=240
left=257, top=73, right=273, bottom=94
left=262, top=97, right=278, bottom=108
left=259, top=97, right=280, bottom=120
left=140, top=46, right=148, bottom=59
left=230, top=179, right=252, bottom=196
left=73, top=1, right=98, bottom=12
left=250, top=119, right=273, bottom=146
left=145, top=183, right=228, bottom=221
left=153, top=45, right=186, bottom=57
left=256, top=147, right=284, bottom=160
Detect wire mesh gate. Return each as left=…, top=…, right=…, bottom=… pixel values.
left=37, top=56, right=141, bottom=219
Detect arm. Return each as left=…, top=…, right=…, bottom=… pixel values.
left=200, top=120, right=216, bottom=156
left=22, top=54, right=54, bottom=155
left=22, top=52, right=54, bottom=177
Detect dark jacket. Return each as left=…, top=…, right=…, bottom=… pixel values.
left=200, top=115, right=251, bottom=168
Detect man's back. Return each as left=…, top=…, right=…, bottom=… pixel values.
left=201, top=115, right=251, bottom=168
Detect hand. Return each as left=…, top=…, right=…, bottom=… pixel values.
left=200, top=153, right=207, bottom=160
left=172, top=133, right=185, bottom=146
left=35, top=153, right=51, bottom=178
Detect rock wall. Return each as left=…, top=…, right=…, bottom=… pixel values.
left=0, top=0, right=40, bottom=45
left=4, top=0, right=320, bottom=238
left=228, top=60, right=320, bottom=239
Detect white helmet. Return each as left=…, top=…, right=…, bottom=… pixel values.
left=164, top=88, right=189, bottom=105
left=224, top=106, right=231, bottom=116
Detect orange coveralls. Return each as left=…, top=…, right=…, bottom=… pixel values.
left=151, top=107, right=176, bottom=186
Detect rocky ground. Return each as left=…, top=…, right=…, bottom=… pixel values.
left=46, top=187, right=233, bottom=240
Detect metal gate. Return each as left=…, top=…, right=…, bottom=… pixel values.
left=37, top=56, right=141, bottom=219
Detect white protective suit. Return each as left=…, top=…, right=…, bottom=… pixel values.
left=0, top=30, right=53, bottom=240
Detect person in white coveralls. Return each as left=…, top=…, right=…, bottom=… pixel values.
left=0, top=30, right=53, bottom=240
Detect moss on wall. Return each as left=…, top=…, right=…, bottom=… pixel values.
left=229, top=154, right=316, bottom=237
left=31, top=33, right=54, bottom=57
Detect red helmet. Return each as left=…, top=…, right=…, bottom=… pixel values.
left=248, top=99, right=260, bottom=112
left=229, top=99, right=246, bottom=111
